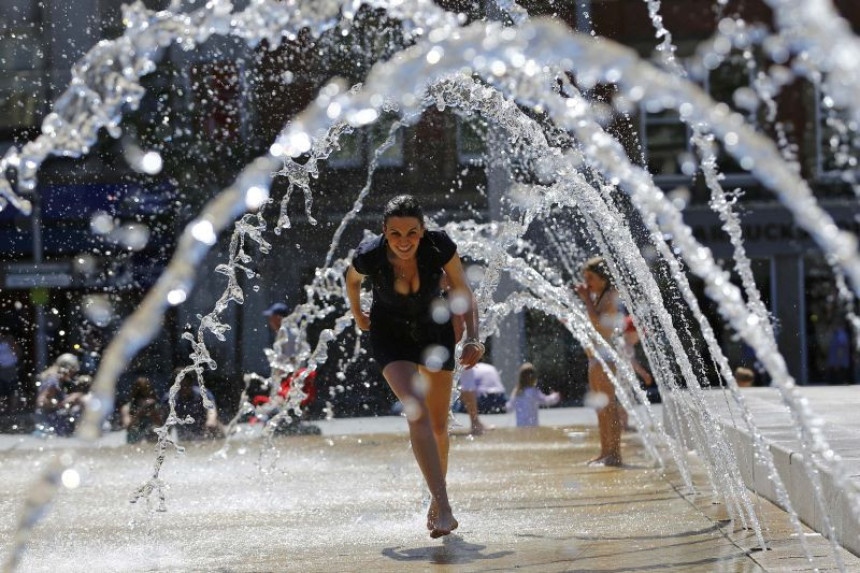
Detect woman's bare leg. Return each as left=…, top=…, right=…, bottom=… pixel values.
left=618, top=404, right=630, bottom=432
left=382, top=361, right=457, bottom=537
left=421, top=367, right=454, bottom=475
left=587, top=362, right=607, bottom=462
left=459, top=390, right=486, bottom=435
left=420, top=367, right=458, bottom=534
left=588, top=362, right=622, bottom=466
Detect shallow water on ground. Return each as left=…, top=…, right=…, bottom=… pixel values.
left=0, top=424, right=855, bottom=572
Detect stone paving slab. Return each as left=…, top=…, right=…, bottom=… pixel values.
left=673, top=386, right=860, bottom=564
left=1, top=413, right=857, bottom=572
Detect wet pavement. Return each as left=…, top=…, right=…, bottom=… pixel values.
left=1, top=409, right=858, bottom=572
left=678, top=386, right=860, bottom=560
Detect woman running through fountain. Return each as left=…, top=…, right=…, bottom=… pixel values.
left=345, top=194, right=483, bottom=538
left=575, top=256, right=624, bottom=467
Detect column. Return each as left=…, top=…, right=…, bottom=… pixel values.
left=771, top=255, right=807, bottom=384
left=486, top=148, right=525, bottom=393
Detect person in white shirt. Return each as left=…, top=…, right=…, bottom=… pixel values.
left=506, top=363, right=560, bottom=427
left=457, top=361, right=506, bottom=435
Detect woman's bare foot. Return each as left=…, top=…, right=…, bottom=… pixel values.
left=426, top=499, right=438, bottom=531
left=430, top=510, right=458, bottom=539
left=588, top=454, right=622, bottom=467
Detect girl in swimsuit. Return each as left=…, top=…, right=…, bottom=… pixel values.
left=575, top=256, right=623, bottom=467
left=345, top=194, right=484, bottom=538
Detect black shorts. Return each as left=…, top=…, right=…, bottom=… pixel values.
left=369, top=312, right=456, bottom=372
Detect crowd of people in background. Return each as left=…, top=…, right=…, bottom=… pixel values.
left=15, top=283, right=765, bottom=450
left=34, top=353, right=91, bottom=437
left=2, top=241, right=831, bottom=457
left=18, top=290, right=734, bottom=448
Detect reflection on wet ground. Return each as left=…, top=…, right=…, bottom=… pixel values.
left=0, top=423, right=857, bottom=572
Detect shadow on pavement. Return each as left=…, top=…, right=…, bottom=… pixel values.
left=382, top=534, right=514, bottom=564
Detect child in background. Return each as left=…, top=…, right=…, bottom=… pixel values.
left=506, top=363, right=560, bottom=427
left=734, top=367, right=756, bottom=388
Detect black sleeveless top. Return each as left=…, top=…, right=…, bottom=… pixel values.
left=352, top=229, right=457, bottom=320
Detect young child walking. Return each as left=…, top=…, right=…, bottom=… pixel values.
left=506, top=363, right=560, bottom=427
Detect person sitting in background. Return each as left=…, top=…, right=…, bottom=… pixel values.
left=34, top=353, right=82, bottom=437
left=506, top=363, right=560, bottom=427
left=63, top=374, right=93, bottom=434
left=734, top=367, right=756, bottom=388
left=262, top=302, right=318, bottom=420
left=0, top=333, right=20, bottom=413
left=456, top=360, right=506, bottom=435
left=272, top=364, right=322, bottom=436
left=122, top=377, right=165, bottom=444
left=170, top=373, right=224, bottom=441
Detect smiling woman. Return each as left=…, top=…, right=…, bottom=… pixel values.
left=345, top=194, right=483, bottom=539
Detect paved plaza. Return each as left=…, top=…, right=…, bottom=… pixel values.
left=1, top=403, right=858, bottom=572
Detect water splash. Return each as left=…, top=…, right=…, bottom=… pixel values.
left=4, top=2, right=860, bottom=572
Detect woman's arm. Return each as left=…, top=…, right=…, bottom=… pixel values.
left=440, top=272, right=466, bottom=341
left=442, top=253, right=483, bottom=367
left=36, top=385, right=61, bottom=412
left=346, top=265, right=371, bottom=331
left=576, top=286, right=619, bottom=340
left=631, top=358, right=653, bottom=386
left=120, top=403, right=132, bottom=428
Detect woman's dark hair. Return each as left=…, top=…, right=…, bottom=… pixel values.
left=383, top=194, right=424, bottom=225
left=583, top=256, right=613, bottom=288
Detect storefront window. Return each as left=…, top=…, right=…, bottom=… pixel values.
left=814, top=82, right=860, bottom=178
left=456, top=116, right=488, bottom=164
left=191, top=61, right=243, bottom=143
left=704, top=53, right=757, bottom=175
left=693, top=258, right=772, bottom=383
left=327, top=128, right=365, bottom=169
left=640, top=53, right=759, bottom=181
left=0, top=20, right=47, bottom=129
left=805, top=257, right=856, bottom=384
left=641, top=109, right=689, bottom=176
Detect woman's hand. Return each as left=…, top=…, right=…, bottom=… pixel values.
left=459, top=341, right=484, bottom=369
left=574, top=283, right=590, bottom=303
left=354, top=311, right=371, bottom=331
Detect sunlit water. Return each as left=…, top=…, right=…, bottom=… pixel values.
left=2, top=0, right=860, bottom=571
left=5, top=423, right=836, bottom=572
